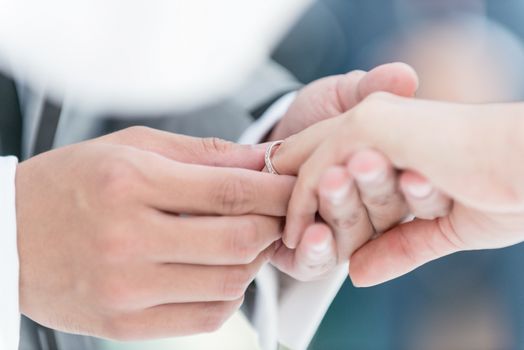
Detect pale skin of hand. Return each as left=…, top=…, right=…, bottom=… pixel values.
left=16, top=127, right=296, bottom=340
left=271, top=91, right=524, bottom=287
left=267, top=63, right=450, bottom=281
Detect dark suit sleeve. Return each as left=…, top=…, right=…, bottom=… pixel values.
left=0, top=72, right=23, bottom=158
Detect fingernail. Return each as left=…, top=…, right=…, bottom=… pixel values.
left=324, top=182, right=351, bottom=205
left=407, top=183, right=433, bottom=198
left=353, top=168, right=386, bottom=184
left=307, top=240, right=332, bottom=261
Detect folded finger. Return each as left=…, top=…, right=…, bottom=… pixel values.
left=339, top=62, right=419, bottom=111
left=266, top=63, right=419, bottom=177
left=399, top=170, right=452, bottom=219
left=347, top=149, right=408, bottom=233
left=271, top=224, right=337, bottom=281
left=318, top=166, right=374, bottom=262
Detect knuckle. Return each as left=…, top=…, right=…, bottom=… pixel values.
left=200, top=137, right=233, bottom=155
left=436, top=216, right=465, bottom=251
left=351, top=91, right=390, bottom=124
left=332, top=211, right=362, bottom=231
left=364, top=192, right=396, bottom=207
left=214, top=177, right=253, bottom=214
left=396, top=225, right=419, bottom=266
left=97, top=155, right=142, bottom=202
left=96, top=277, right=133, bottom=311
left=97, top=227, right=139, bottom=263
left=363, top=91, right=393, bottom=106
left=298, top=259, right=337, bottom=282
left=296, top=168, right=317, bottom=195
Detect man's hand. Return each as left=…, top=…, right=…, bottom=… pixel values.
left=16, top=127, right=295, bottom=340
left=269, top=63, right=419, bottom=142
left=268, top=63, right=427, bottom=281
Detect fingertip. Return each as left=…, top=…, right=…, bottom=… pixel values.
left=319, top=166, right=352, bottom=201
left=387, top=62, right=419, bottom=93
left=349, top=271, right=373, bottom=288
left=361, top=62, right=419, bottom=98
left=400, top=171, right=433, bottom=199
left=298, top=223, right=336, bottom=272
left=347, top=149, right=389, bottom=183
left=303, top=223, right=333, bottom=246
left=283, top=192, right=319, bottom=249
left=348, top=253, right=381, bottom=288
left=282, top=225, right=300, bottom=249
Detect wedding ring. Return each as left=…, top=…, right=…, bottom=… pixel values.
left=265, top=140, right=284, bottom=175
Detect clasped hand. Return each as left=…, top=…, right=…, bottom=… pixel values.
left=273, top=88, right=524, bottom=288
left=20, top=62, right=516, bottom=342
left=14, top=63, right=432, bottom=341
left=17, top=128, right=294, bottom=339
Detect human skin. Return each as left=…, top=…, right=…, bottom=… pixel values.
left=14, top=63, right=430, bottom=341
left=13, top=64, right=450, bottom=340
left=268, top=63, right=449, bottom=281
left=271, top=91, right=524, bottom=287
left=16, top=127, right=296, bottom=340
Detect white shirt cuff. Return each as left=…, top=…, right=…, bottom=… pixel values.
left=237, top=91, right=297, bottom=145
left=0, top=156, right=20, bottom=350
left=278, top=265, right=348, bottom=350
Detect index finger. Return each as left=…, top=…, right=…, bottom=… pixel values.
left=270, top=115, right=350, bottom=248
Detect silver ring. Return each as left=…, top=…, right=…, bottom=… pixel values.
left=265, top=140, right=284, bottom=175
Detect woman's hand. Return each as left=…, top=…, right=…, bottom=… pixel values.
left=271, top=92, right=524, bottom=286
left=266, top=63, right=419, bottom=280
left=267, top=63, right=447, bottom=281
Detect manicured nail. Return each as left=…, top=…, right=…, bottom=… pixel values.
left=307, top=243, right=332, bottom=263
left=407, top=183, right=433, bottom=198
left=353, top=168, right=386, bottom=184
left=311, top=239, right=331, bottom=254
left=324, top=182, right=350, bottom=206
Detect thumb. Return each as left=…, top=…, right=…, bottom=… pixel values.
left=349, top=217, right=462, bottom=287
left=99, top=126, right=267, bottom=170
left=337, top=62, right=419, bottom=112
